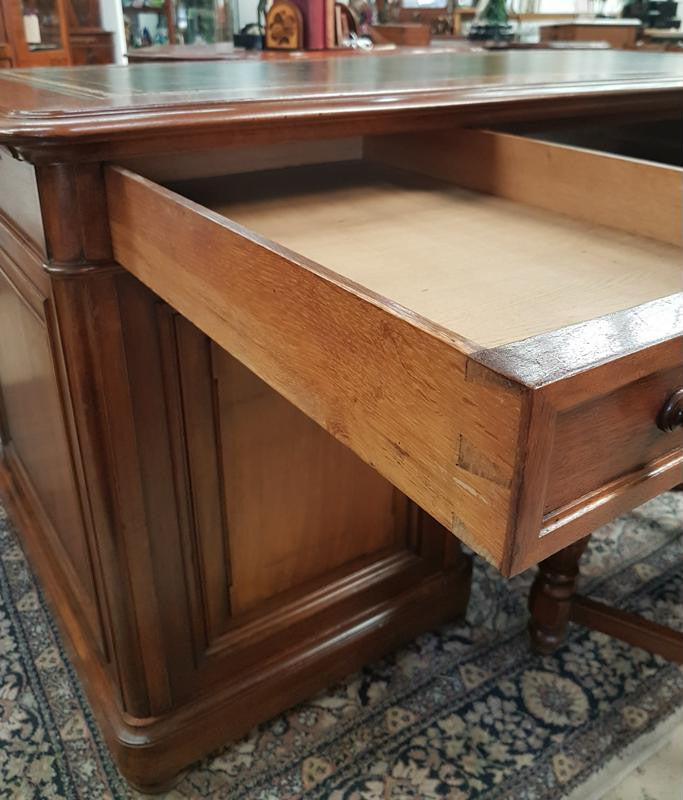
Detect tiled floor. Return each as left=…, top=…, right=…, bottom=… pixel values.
left=602, top=722, right=683, bottom=800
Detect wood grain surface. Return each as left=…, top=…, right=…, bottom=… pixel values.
left=180, top=161, right=679, bottom=348
left=105, top=164, right=526, bottom=569
left=0, top=150, right=46, bottom=253
left=365, top=128, right=683, bottom=246
left=0, top=50, right=681, bottom=160
left=1, top=51, right=682, bottom=789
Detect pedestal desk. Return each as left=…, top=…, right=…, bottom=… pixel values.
left=0, top=51, right=681, bottom=790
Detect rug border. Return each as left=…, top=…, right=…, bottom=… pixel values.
left=564, top=707, right=683, bottom=800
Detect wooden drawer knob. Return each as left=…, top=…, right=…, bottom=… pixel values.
left=657, top=388, right=683, bottom=432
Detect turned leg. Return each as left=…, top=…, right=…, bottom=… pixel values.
left=528, top=536, right=591, bottom=654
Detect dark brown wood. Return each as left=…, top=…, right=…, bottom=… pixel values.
left=0, top=50, right=682, bottom=162
left=0, top=260, right=105, bottom=657
left=528, top=536, right=591, bottom=654
left=1, top=444, right=471, bottom=789
left=66, top=0, right=113, bottom=65
left=529, top=536, right=683, bottom=664
left=0, top=3, right=14, bottom=67
left=69, top=28, right=114, bottom=65
left=657, top=387, right=683, bottom=432
left=67, top=0, right=101, bottom=28
left=0, top=151, right=46, bottom=255
left=571, top=595, right=683, bottom=664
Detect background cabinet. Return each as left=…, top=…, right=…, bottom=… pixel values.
left=0, top=0, right=71, bottom=66
left=67, top=0, right=114, bottom=63
left=0, top=0, right=114, bottom=66
left=122, top=0, right=175, bottom=49
left=176, top=0, right=232, bottom=44
left=0, top=7, right=15, bottom=66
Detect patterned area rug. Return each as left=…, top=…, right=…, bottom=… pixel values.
left=0, top=494, right=681, bottom=799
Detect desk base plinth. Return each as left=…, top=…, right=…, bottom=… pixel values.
left=0, top=454, right=471, bottom=791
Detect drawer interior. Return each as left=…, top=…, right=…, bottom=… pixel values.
left=107, top=128, right=683, bottom=574
left=167, top=146, right=680, bottom=350
left=511, top=118, right=683, bottom=168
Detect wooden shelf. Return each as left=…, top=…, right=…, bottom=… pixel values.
left=123, top=0, right=176, bottom=50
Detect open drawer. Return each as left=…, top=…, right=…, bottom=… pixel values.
left=105, top=128, right=683, bottom=576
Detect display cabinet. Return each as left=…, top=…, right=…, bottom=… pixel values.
left=0, top=0, right=71, bottom=65
left=122, top=0, right=176, bottom=48
left=67, top=0, right=115, bottom=64
left=0, top=5, right=14, bottom=66
left=175, top=0, right=232, bottom=44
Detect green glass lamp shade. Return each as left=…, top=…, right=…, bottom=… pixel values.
left=479, top=0, right=508, bottom=24
left=468, top=0, right=513, bottom=40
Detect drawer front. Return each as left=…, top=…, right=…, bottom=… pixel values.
left=485, top=299, right=683, bottom=575
left=546, top=362, right=682, bottom=514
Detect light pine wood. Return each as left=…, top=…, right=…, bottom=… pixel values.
left=177, top=162, right=680, bottom=349
left=365, top=129, right=683, bottom=247
left=106, top=165, right=527, bottom=570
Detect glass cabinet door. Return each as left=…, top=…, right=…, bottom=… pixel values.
left=20, top=0, right=66, bottom=51
left=175, top=0, right=233, bottom=44
left=4, top=0, right=70, bottom=65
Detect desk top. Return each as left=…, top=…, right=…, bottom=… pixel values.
left=0, top=49, right=682, bottom=159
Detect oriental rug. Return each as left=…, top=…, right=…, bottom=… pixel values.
left=0, top=493, right=681, bottom=800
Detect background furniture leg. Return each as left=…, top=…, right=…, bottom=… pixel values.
left=528, top=536, right=591, bottom=654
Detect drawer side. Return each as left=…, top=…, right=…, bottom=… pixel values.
left=365, top=128, right=682, bottom=247
left=105, top=166, right=529, bottom=570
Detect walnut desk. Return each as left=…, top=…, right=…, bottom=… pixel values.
left=0, top=51, right=681, bottom=790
